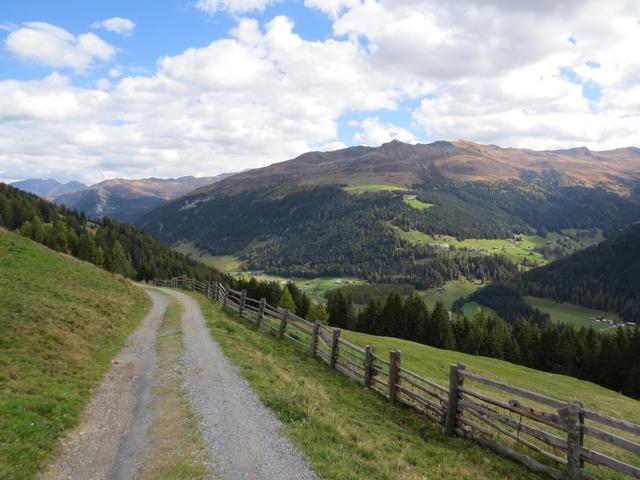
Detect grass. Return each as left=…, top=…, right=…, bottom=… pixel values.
left=234, top=273, right=366, bottom=302
left=343, top=182, right=409, bottom=194
left=0, top=228, right=150, bottom=480
left=138, top=297, right=211, bottom=479
left=461, top=301, right=498, bottom=319
left=340, top=330, right=640, bottom=479
left=173, top=242, right=243, bottom=272
left=524, top=296, right=623, bottom=332
left=193, top=296, right=544, bottom=480
left=403, top=195, right=434, bottom=210
left=394, top=230, right=548, bottom=265
left=419, top=280, right=483, bottom=310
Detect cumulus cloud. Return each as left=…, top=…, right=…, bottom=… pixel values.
left=5, top=22, right=115, bottom=70
left=3, top=1, right=640, bottom=182
left=92, top=17, right=136, bottom=35
left=352, top=117, right=417, bottom=145
left=195, top=0, right=277, bottom=14
left=0, top=17, right=413, bottom=182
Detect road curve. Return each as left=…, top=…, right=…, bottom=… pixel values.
left=160, top=287, right=317, bottom=480
left=41, top=289, right=167, bottom=480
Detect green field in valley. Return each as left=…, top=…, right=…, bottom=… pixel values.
left=402, top=194, right=434, bottom=210
left=524, top=296, right=623, bottom=332
left=0, top=228, right=150, bottom=480
left=173, top=242, right=244, bottom=271
left=343, top=183, right=408, bottom=193
left=419, top=280, right=483, bottom=310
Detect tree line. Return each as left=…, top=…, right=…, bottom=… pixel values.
left=325, top=289, right=640, bottom=399
left=0, top=183, right=224, bottom=282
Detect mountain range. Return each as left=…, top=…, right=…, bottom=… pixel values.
left=10, top=178, right=86, bottom=199
left=12, top=174, right=232, bottom=223
left=136, top=140, right=640, bottom=289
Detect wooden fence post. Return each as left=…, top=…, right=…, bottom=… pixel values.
left=389, top=350, right=401, bottom=406
left=446, top=363, right=465, bottom=436
left=364, top=345, right=374, bottom=388
left=257, top=298, right=266, bottom=326
left=277, top=309, right=289, bottom=338
left=330, top=329, right=341, bottom=368
left=309, top=321, right=321, bottom=357
left=223, top=286, right=229, bottom=307
left=559, top=402, right=584, bottom=480
left=239, top=290, right=247, bottom=315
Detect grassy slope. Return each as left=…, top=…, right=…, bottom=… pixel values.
left=195, top=297, right=541, bottom=480
left=340, top=330, right=640, bottom=423
left=524, top=296, right=622, bottom=332
left=0, top=229, right=150, bottom=480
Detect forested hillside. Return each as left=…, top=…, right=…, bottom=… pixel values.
left=0, top=183, right=223, bottom=282
left=137, top=141, right=640, bottom=289
left=523, top=223, right=640, bottom=322
left=326, top=286, right=640, bottom=398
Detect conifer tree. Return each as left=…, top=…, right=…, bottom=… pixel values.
left=278, top=286, right=297, bottom=313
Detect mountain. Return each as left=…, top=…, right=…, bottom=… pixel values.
left=136, top=140, right=640, bottom=287
left=11, top=178, right=86, bottom=199
left=522, top=222, right=640, bottom=323
left=56, top=174, right=231, bottom=223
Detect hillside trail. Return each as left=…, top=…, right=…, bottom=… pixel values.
left=41, top=289, right=167, bottom=480
left=41, top=286, right=316, bottom=480
left=159, top=287, right=317, bottom=480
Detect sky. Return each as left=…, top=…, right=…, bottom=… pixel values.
left=1, top=0, right=640, bottom=183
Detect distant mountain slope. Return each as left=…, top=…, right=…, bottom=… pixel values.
left=11, top=178, right=86, bottom=199
left=137, top=140, right=640, bottom=286
left=56, top=174, right=230, bottom=223
left=523, top=222, right=640, bottom=322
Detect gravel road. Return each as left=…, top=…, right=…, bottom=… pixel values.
left=161, top=287, right=317, bottom=480
left=41, top=286, right=316, bottom=480
left=41, top=289, right=167, bottom=480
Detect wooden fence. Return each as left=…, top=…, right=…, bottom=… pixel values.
left=153, top=276, right=640, bottom=480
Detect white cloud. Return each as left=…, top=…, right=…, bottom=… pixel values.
left=5, top=22, right=115, bottom=71
left=96, top=78, right=112, bottom=90
left=2, top=2, right=640, bottom=183
left=352, top=117, right=417, bottom=145
left=195, top=0, right=277, bottom=14
left=92, top=17, right=136, bottom=35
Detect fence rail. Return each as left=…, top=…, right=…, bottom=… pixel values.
left=152, top=276, right=640, bottom=480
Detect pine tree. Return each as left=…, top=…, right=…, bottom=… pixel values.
left=109, top=240, right=134, bottom=277
left=278, top=286, right=297, bottom=313
left=379, top=293, right=404, bottom=337
left=428, top=301, right=455, bottom=349
left=403, top=293, right=427, bottom=341
left=307, top=301, right=329, bottom=324
left=327, top=290, right=352, bottom=328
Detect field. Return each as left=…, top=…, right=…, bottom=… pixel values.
left=342, top=181, right=408, bottom=194
left=394, top=228, right=604, bottom=266
left=524, top=296, right=623, bottom=332
left=419, top=280, right=483, bottom=310
left=173, top=242, right=244, bottom=271
left=0, top=228, right=150, bottom=480
left=403, top=194, right=434, bottom=210
left=196, top=297, right=543, bottom=480
left=236, top=273, right=366, bottom=302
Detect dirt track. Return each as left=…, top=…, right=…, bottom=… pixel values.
left=41, top=286, right=315, bottom=480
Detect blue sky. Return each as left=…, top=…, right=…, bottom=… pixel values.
left=0, top=0, right=638, bottom=182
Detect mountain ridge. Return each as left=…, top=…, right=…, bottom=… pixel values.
left=55, top=174, right=232, bottom=223
left=191, top=140, right=640, bottom=198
